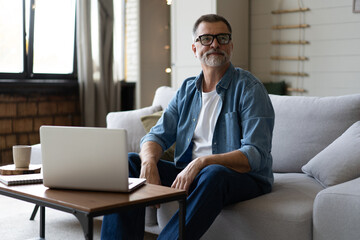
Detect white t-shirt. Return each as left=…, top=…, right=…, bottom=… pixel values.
left=192, top=89, right=221, bottom=159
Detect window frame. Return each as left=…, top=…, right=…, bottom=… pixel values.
left=0, top=0, right=78, bottom=93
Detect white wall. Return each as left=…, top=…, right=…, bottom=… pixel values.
left=170, top=0, right=216, bottom=89
left=250, top=0, right=360, bottom=96
left=126, top=0, right=170, bottom=108
left=170, top=0, right=249, bottom=89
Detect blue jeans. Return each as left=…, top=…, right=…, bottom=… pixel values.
left=101, top=153, right=263, bottom=240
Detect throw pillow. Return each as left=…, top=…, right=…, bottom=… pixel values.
left=106, top=105, right=162, bottom=153
left=140, top=111, right=175, bottom=162
left=302, top=121, right=360, bottom=188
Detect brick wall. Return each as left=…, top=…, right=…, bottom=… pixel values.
left=0, top=93, right=81, bottom=166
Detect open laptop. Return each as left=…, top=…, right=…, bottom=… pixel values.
left=40, top=126, right=145, bottom=192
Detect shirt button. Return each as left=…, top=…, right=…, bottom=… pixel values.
left=193, top=118, right=196, bottom=122
left=214, top=142, right=217, bottom=145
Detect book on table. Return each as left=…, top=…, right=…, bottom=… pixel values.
left=0, top=173, right=43, bottom=186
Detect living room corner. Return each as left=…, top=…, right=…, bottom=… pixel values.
left=1, top=0, right=360, bottom=239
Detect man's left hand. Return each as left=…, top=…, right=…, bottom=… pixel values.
left=171, top=157, right=205, bottom=195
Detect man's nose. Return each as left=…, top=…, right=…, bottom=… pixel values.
left=210, top=37, right=220, bottom=48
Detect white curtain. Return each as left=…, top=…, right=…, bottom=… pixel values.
left=76, top=0, right=123, bottom=127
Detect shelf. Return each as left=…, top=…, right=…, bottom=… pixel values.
left=271, top=71, right=309, bottom=77
left=271, top=8, right=310, bottom=14
left=272, top=24, right=310, bottom=30
left=271, top=40, right=310, bottom=45
left=270, top=56, right=309, bottom=61
left=287, top=87, right=306, bottom=93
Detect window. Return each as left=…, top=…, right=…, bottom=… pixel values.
left=0, top=0, right=77, bottom=81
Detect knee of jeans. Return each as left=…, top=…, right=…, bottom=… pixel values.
left=128, top=152, right=139, bottom=160
left=199, top=164, right=229, bottom=183
left=128, top=152, right=141, bottom=177
left=128, top=152, right=142, bottom=165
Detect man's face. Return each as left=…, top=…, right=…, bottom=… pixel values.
left=192, top=21, right=233, bottom=67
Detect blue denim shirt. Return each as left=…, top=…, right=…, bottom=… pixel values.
left=141, top=64, right=275, bottom=192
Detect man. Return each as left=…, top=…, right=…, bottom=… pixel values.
left=101, top=14, right=274, bottom=240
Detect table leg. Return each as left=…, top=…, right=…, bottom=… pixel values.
left=40, top=206, right=45, bottom=239
left=178, top=198, right=186, bottom=240
left=30, top=205, right=39, bottom=220
left=73, top=211, right=93, bottom=240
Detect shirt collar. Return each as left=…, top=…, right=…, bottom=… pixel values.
left=195, top=63, right=235, bottom=93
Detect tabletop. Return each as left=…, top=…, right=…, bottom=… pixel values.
left=0, top=183, right=186, bottom=213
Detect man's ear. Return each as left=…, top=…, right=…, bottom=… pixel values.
left=192, top=43, right=197, bottom=58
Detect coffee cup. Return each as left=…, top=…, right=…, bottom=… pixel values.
left=13, top=145, right=32, bottom=168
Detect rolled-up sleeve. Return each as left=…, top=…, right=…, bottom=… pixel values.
left=239, top=83, right=274, bottom=173
left=140, top=92, right=179, bottom=151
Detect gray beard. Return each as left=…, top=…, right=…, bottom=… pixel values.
left=200, top=49, right=231, bottom=67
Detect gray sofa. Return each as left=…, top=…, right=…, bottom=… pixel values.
left=106, top=86, right=360, bottom=240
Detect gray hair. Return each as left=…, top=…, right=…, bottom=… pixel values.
left=192, top=14, right=232, bottom=39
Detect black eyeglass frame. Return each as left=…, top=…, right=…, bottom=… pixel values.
left=195, top=33, right=232, bottom=46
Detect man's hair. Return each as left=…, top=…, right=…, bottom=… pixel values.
left=192, top=14, right=232, bottom=38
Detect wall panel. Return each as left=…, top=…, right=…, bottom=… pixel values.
left=250, top=0, right=360, bottom=96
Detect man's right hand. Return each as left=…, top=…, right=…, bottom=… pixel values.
left=140, top=160, right=161, bottom=186
left=139, top=141, right=163, bottom=208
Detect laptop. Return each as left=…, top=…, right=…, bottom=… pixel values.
left=40, top=126, right=146, bottom=192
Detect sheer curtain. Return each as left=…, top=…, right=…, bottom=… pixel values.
left=76, top=0, right=124, bottom=127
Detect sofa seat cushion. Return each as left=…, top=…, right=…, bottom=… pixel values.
left=156, top=173, right=323, bottom=240
left=313, top=177, right=360, bottom=240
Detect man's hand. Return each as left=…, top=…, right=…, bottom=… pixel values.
left=171, top=157, right=204, bottom=195
left=139, top=141, right=163, bottom=208
left=140, top=160, right=161, bottom=185
left=139, top=141, right=163, bottom=185
left=171, top=151, right=251, bottom=195
left=140, top=160, right=162, bottom=209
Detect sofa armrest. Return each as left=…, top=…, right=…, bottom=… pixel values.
left=313, top=177, right=360, bottom=240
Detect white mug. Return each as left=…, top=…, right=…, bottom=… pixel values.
left=13, top=145, right=32, bottom=168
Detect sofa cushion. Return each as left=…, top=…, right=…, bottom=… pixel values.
left=106, top=105, right=162, bottom=152
left=157, top=173, right=324, bottom=240
left=313, top=177, right=360, bottom=240
left=302, top=121, right=360, bottom=188
left=270, top=94, right=360, bottom=173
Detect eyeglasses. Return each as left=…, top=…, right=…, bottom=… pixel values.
left=195, top=33, right=232, bottom=46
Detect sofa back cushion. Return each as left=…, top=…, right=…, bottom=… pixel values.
left=106, top=105, right=162, bottom=153
left=270, top=94, right=360, bottom=173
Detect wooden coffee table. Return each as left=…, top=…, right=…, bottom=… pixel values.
left=0, top=183, right=186, bottom=240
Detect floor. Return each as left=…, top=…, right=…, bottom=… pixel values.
left=0, top=194, right=158, bottom=240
